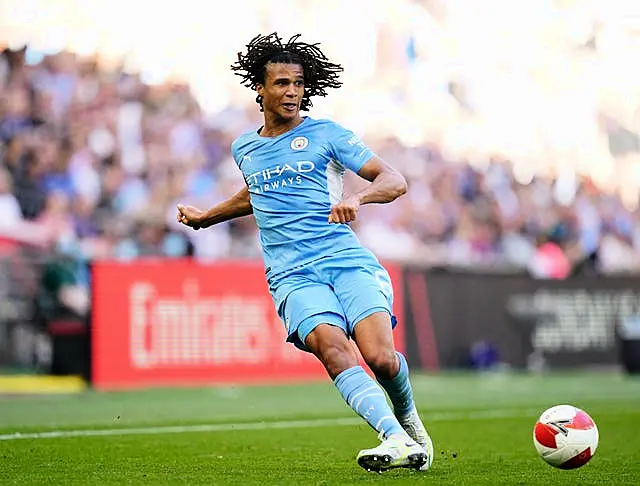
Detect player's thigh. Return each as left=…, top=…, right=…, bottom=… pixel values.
left=280, top=282, right=348, bottom=351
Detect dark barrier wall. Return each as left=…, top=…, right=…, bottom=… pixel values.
left=0, top=237, right=89, bottom=376
left=0, top=240, right=46, bottom=371
left=402, top=268, right=640, bottom=370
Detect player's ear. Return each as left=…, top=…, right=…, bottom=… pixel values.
left=255, top=84, right=265, bottom=97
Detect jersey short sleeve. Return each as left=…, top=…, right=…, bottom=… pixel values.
left=230, top=137, right=244, bottom=167
left=327, top=122, right=374, bottom=173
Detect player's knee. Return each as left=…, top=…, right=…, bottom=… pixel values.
left=320, top=341, right=359, bottom=379
left=364, top=349, right=398, bottom=380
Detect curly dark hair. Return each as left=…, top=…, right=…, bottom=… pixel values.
left=231, top=32, right=343, bottom=112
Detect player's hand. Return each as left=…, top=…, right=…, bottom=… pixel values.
left=176, top=204, right=205, bottom=230
left=328, top=195, right=361, bottom=224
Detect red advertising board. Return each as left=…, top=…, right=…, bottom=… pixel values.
left=91, top=259, right=404, bottom=390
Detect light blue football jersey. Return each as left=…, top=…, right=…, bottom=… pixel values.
left=231, top=117, right=374, bottom=279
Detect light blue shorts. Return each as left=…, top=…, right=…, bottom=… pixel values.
left=268, top=247, right=397, bottom=352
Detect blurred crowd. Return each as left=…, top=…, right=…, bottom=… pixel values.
left=0, top=47, right=262, bottom=262
left=352, top=147, right=640, bottom=277
left=1, top=36, right=639, bottom=288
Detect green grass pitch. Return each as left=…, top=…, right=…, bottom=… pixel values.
left=0, top=372, right=639, bottom=485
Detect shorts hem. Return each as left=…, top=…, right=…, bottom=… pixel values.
left=350, top=307, right=395, bottom=335
left=286, top=312, right=346, bottom=353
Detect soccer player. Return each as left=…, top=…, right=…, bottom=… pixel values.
left=177, top=33, right=434, bottom=472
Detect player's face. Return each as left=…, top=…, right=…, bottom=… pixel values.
left=257, top=63, right=304, bottom=121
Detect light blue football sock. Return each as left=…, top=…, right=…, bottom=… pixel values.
left=334, top=365, right=406, bottom=439
left=376, top=352, right=415, bottom=416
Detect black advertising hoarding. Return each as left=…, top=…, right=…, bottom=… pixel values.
left=402, top=268, right=640, bottom=370
left=0, top=239, right=48, bottom=371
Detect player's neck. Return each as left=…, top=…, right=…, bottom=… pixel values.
left=259, top=114, right=304, bottom=138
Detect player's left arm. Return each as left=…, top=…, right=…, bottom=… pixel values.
left=328, top=156, right=407, bottom=224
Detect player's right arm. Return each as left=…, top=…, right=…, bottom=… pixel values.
left=176, top=186, right=253, bottom=230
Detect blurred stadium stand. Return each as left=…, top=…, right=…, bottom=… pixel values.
left=1, top=0, right=640, bottom=381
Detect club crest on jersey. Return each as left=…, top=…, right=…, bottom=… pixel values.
left=290, top=136, right=309, bottom=151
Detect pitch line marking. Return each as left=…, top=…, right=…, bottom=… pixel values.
left=0, top=408, right=541, bottom=441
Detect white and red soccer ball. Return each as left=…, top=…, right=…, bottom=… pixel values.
left=533, top=404, right=599, bottom=469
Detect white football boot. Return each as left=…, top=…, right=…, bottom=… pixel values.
left=397, top=408, right=434, bottom=471
left=357, top=436, right=427, bottom=472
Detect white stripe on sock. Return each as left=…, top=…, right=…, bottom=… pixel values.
left=375, top=415, right=395, bottom=431
left=347, top=386, right=379, bottom=408
left=354, top=393, right=385, bottom=411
